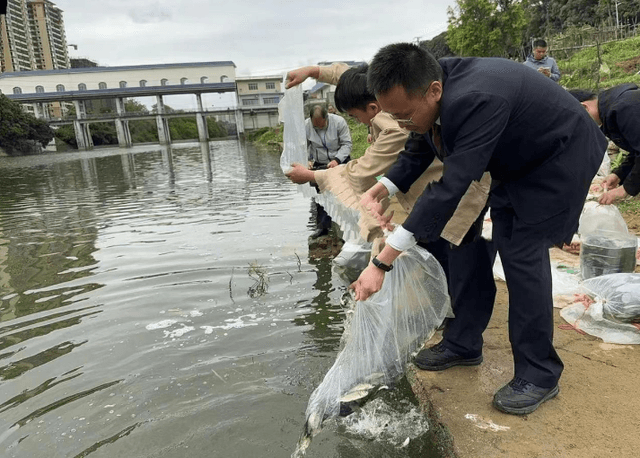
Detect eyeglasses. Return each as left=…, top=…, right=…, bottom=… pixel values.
left=386, top=89, right=427, bottom=126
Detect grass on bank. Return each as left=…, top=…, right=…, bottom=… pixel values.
left=559, top=35, right=640, bottom=89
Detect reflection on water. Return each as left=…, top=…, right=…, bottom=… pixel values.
left=0, top=140, right=439, bottom=458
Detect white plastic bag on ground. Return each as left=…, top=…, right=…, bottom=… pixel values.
left=583, top=273, right=640, bottom=323
left=560, top=273, right=640, bottom=344
left=295, top=245, right=452, bottom=455
left=597, top=151, right=611, bottom=177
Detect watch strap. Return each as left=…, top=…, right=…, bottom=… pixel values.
left=371, top=256, right=393, bottom=272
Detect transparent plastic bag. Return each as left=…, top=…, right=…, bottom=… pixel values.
left=583, top=273, right=640, bottom=323
left=559, top=273, right=640, bottom=344
left=578, top=203, right=637, bottom=279
left=299, top=245, right=452, bottom=448
left=278, top=81, right=308, bottom=175
left=597, top=151, right=611, bottom=177
left=578, top=202, right=629, bottom=236
left=332, top=240, right=372, bottom=284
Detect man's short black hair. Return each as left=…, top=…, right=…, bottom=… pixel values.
left=367, top=42, right=442, bottom=97
left=334, top=64, right=375, bottom=113
left=567, top=89, right=597, bottom=103
left=533, top=39, right=548, bottom=48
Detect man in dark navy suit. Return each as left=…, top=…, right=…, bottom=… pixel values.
left=568, top=84, right=640, bottom=205
left=351, top=43, right=607, bottom=415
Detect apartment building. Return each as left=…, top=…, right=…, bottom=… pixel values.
left=0, top=0, right=69, bottom=73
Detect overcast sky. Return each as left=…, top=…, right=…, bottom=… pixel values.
left=56, top=0, right=454, bottom=76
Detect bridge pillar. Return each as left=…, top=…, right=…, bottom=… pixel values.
left=115, top=97, right=133, bottom=148
left=73, top=120, right=93, bottom=150
left=234, top=109, right=245, bottom=137
left=195, top=93, right=209, bottom=142
left=73, top=100, right=93, bottom=150
left=155, top=95, right=171, bottom=145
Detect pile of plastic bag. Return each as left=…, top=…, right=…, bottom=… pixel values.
left=301, top=244, right=452, bottom=441
left=560, top=273, right=640, bottom=344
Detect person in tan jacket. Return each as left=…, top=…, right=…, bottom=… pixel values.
left=285, top=62, right=491, bottom=280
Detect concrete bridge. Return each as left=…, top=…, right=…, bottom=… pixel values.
left=0, top=61, right=259, bottom=150
left=5, top=81, right=243, bottom=149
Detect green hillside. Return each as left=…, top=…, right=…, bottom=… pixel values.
left=558, top=35, right=640, bottom=89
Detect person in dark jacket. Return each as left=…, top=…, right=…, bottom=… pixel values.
left=351, top=43, right=607, bottom=415
left=568, top=84, right=640, bottom=205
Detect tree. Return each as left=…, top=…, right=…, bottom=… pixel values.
left=420, top=31, right=456, bottom=59
left=0, top=95, right=54, bottom=155
left=447, top=0, right=527, bottom=57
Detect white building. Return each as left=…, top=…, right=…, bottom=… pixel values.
left=235, top=74, right=283, bottom=130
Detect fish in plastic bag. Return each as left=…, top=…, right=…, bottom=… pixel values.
left=292, top=244, right=453, bottom=456
left=583, top=273, right=640, bottom=323
left=559, top=273, right=640, bottom=345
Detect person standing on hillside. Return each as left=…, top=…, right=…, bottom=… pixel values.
left=569, top=84, right=640, bottom=205
left=524, top=39, right=561, bottom=82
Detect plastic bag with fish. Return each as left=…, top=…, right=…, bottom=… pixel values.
left=582, top=273, right=640, bottom=323
left=294, top=244, right=452, bottom=455
left=560, top=273, right=640, bottom=345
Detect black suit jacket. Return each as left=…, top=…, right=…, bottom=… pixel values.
left=600, top=84, right=640, bottom=195
left=385, top=57, right=608, bottom=244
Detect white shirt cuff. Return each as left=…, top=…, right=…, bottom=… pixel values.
left=385, top=225, right=417, bottom=252
left=378, top=177, right=399, bottom=197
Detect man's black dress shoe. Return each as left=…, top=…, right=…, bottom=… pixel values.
left=493, top=377, right=559, bottom=415
left=414, top=341, right=483, bottom=371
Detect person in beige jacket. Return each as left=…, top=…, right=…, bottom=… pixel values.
left=285, top=63, right=490, bottom=277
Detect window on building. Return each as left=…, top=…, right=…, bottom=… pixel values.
left=99, top=82, right=107, bottom=89
left=13, top=87, right=22, bottom=94
left=263, top=96, right=280, bottom=104
left=140, top=80, right=147, bottom=87
left=220, top=75, right=229, bottom=83
left=266, top=82, right=275, bottom=90
left=242, top=99, right=259, bottom=106
left=56, top=84, right=65, bottom=92
left=248, top=83, right=258, bottom=91
left=78, top=83, right=87, bottom=91
left=119, top=81, right=127, bottom=88
left=161, top=79, right=168, bottom=86
left=180, top=77, right=188, bottom=85
left=35, top=85, right=44, bottom=93
left=200, top=76, right=208, bottom=84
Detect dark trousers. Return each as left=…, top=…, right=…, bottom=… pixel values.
left=442, top=204, right=564, bottom=388
left=312, top=201, right=332, bottom=231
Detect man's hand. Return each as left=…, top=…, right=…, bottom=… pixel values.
left=350, top=264, right=385, bottom=301
left=360, top=182, right=390, bottom=221
left=538, top=67, right=551, bottom=77
left=599, top=186, right=628, bottom=205
left=602, top=173, right=621, bottom=190
left=327, top=160, right=339, bottom=168
left=285, top=163, right=315, bottom=184
left=285, top=66, right=319, bottom=89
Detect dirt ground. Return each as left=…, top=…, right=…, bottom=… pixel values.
left=408, top=210, right=640, bottom=458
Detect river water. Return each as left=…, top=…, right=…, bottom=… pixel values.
left=0, top=140, right=441, bottom=458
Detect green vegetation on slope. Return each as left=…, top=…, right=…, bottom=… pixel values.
left=558, top=35, right=640, bottom=89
